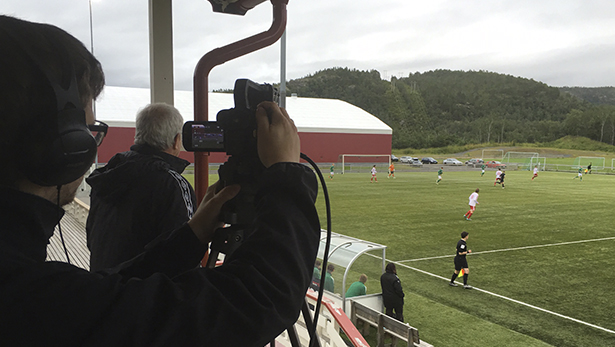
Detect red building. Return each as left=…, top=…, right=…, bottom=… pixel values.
left=95, top=86, right=392, bottom=165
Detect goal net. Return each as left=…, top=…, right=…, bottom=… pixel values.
left=340, top=154, right=391, bottom=174
left=573, top=157, right=605, bottom=170
left=529, top=157, right=547, bottom=171
left=503, top=152, right=539, bottom=170
left=481, top=149, right=503, bottom=160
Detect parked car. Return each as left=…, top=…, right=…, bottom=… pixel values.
left=391, top=155, right=399, bottom=162
left=421, top=157, right=438, bottom=164
left=465, top=158, right=484, bottom=167
left=486, top=160, right=506, bottom=169
left=443, top=158, right=463, bottom=166
left=410, top=159, right=423, bottom=167
left=400, top=156, right=412, bottom=163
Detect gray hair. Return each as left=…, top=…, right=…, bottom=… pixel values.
left=134, top=103, right=184, bottom=151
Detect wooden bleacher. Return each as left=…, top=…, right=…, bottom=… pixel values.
left=46, top=199, right=91, bottom=270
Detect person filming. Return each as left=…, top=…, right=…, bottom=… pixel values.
left=0, top=15, right=320, bottom=346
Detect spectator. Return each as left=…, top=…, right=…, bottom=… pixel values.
left=86, top=103, right=197, bottom=271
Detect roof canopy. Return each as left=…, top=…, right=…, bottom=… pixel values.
left=95, top=86, right=392, bottom=135
left=318, top=231, right=386, bottom=270
left=317, top=230, right=387, bottom=311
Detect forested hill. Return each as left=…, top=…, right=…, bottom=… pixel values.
left=285, top=68, right=615, bottom=149
left=560, top=87, right=615, bottom=106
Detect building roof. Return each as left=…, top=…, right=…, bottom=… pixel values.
left=95, top=86, right=392, bottom=135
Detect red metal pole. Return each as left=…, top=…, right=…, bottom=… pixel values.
left=193, top=0, right=288, bottom=203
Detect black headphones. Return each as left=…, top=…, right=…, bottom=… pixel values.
left=2, top=24, right=98, bottom=187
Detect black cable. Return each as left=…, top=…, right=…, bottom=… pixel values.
left=300, top=153, right=331, bottom=347
left=56, top=185, right=71, bottom=264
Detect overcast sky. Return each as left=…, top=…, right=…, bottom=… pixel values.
left=3, top=0, right=614, bottom=92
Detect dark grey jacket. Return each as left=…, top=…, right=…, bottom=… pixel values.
left=0, top=163, right=320, bottom=346
left=380, top=271, right=405, bottom=307
left=86, top=144, right=196, bottom=271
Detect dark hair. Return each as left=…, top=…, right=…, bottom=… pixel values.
left=385, top=263, right=396, bottom=274
left=0, top=15, right=105, bottom=186
left=461, top=231, right=469, bottom=239
left=327, top=264, right=335, bottom=272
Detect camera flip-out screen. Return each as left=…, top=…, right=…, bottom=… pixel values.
left=183, top=121, right=225, bottom=152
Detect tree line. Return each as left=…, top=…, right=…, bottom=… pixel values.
left=284, top=68, right=615, bottom=149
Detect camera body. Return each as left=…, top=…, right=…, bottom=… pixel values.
left=183, top=79, right=279, bottom=225
left=183, top=79, right=278, bottom=154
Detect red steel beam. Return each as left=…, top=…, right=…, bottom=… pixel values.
left=193, top=0, right=288, bottom=202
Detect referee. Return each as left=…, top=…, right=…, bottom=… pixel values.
left=449, top=231, right=472, bottom=289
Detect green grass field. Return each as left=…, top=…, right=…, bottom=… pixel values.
left=315, top=169, right=615, bottom=347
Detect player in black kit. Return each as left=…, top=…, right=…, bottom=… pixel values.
left=449, top=231, right=472, bottom=289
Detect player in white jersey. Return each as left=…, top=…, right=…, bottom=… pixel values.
left=494, top=169, right=502, bottom=186
left=370, top=165, right=378, bottom=182
left=532, top=166, right=538, bottom=180
left=463, top=188, right=480, bottom=220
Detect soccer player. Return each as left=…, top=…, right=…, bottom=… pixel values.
left=436, top=167, right=443, bottom=184
left=481, top=163, right=486, bottom=177
left=449, top=231, right=472, bottom=289
left=329, top=163, right=335, bottom=180
left=587, top=162, right=592, bottom=174
left=464, top=188, right=480, bottom=220
left=310, top=260, right=322, bottom=291
left=370, top=165, right=378, bottom=182
left=494, top=168, right=502, bottom=186
left=388, top=163, right=395, bottom=178
left=532, top=165, right=539, bottom=180
left=499, top=170, right=506, bottom=189
left=573, top=167, right=583, bottom=181
left=324, top=264, right=335, bottom=292
left=346, top=274, right=368, bottom=298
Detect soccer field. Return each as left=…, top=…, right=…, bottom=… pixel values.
left=316, top=169, right=615, bottom=347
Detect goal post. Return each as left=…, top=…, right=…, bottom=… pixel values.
left=341, top=154, right=391, bottom=174
left=481, top=149, right=503, bottom=160
left=503, top=152, right=539, bottom=170
left=573, top=156, right=605, bottom=170
left=529, top=157, right=547, bottom=171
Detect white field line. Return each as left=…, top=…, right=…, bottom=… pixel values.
left=390, top=260, right=615, bottom=335
left=364, top=236, right=615, bottom=335
left=399, top=236, right=615, bottom=262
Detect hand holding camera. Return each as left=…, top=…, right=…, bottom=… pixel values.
left=186, top=80, right=300, bottom=243
left=187, top=181, right=239, bottom=245
left=255, top=101, right=300, bottom=168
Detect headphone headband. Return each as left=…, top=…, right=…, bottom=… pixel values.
left=1, top=23, right=97, bottom=186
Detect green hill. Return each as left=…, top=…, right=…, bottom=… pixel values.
left=285, top=68, right=615, bottom=150
left=560, top=86, right=615, bottom=105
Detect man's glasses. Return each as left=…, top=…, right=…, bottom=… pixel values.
left=88, top=120, right=108, bottom=147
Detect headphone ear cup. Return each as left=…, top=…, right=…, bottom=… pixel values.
left=26, top=108, right=97, bottom=186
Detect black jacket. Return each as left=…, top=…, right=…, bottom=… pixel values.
left=86, top=144, right=197, bottom=271
left=380, top=271, right=405, bottom=307
left=0, top=163, right=320, bottom=346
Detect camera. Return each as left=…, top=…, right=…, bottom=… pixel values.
left=184, top=78, right=279, bottom=225
left=182, top=79, right=278, bottom=154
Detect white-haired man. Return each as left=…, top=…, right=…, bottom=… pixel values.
left=86, top=103, right=197, bottom=271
